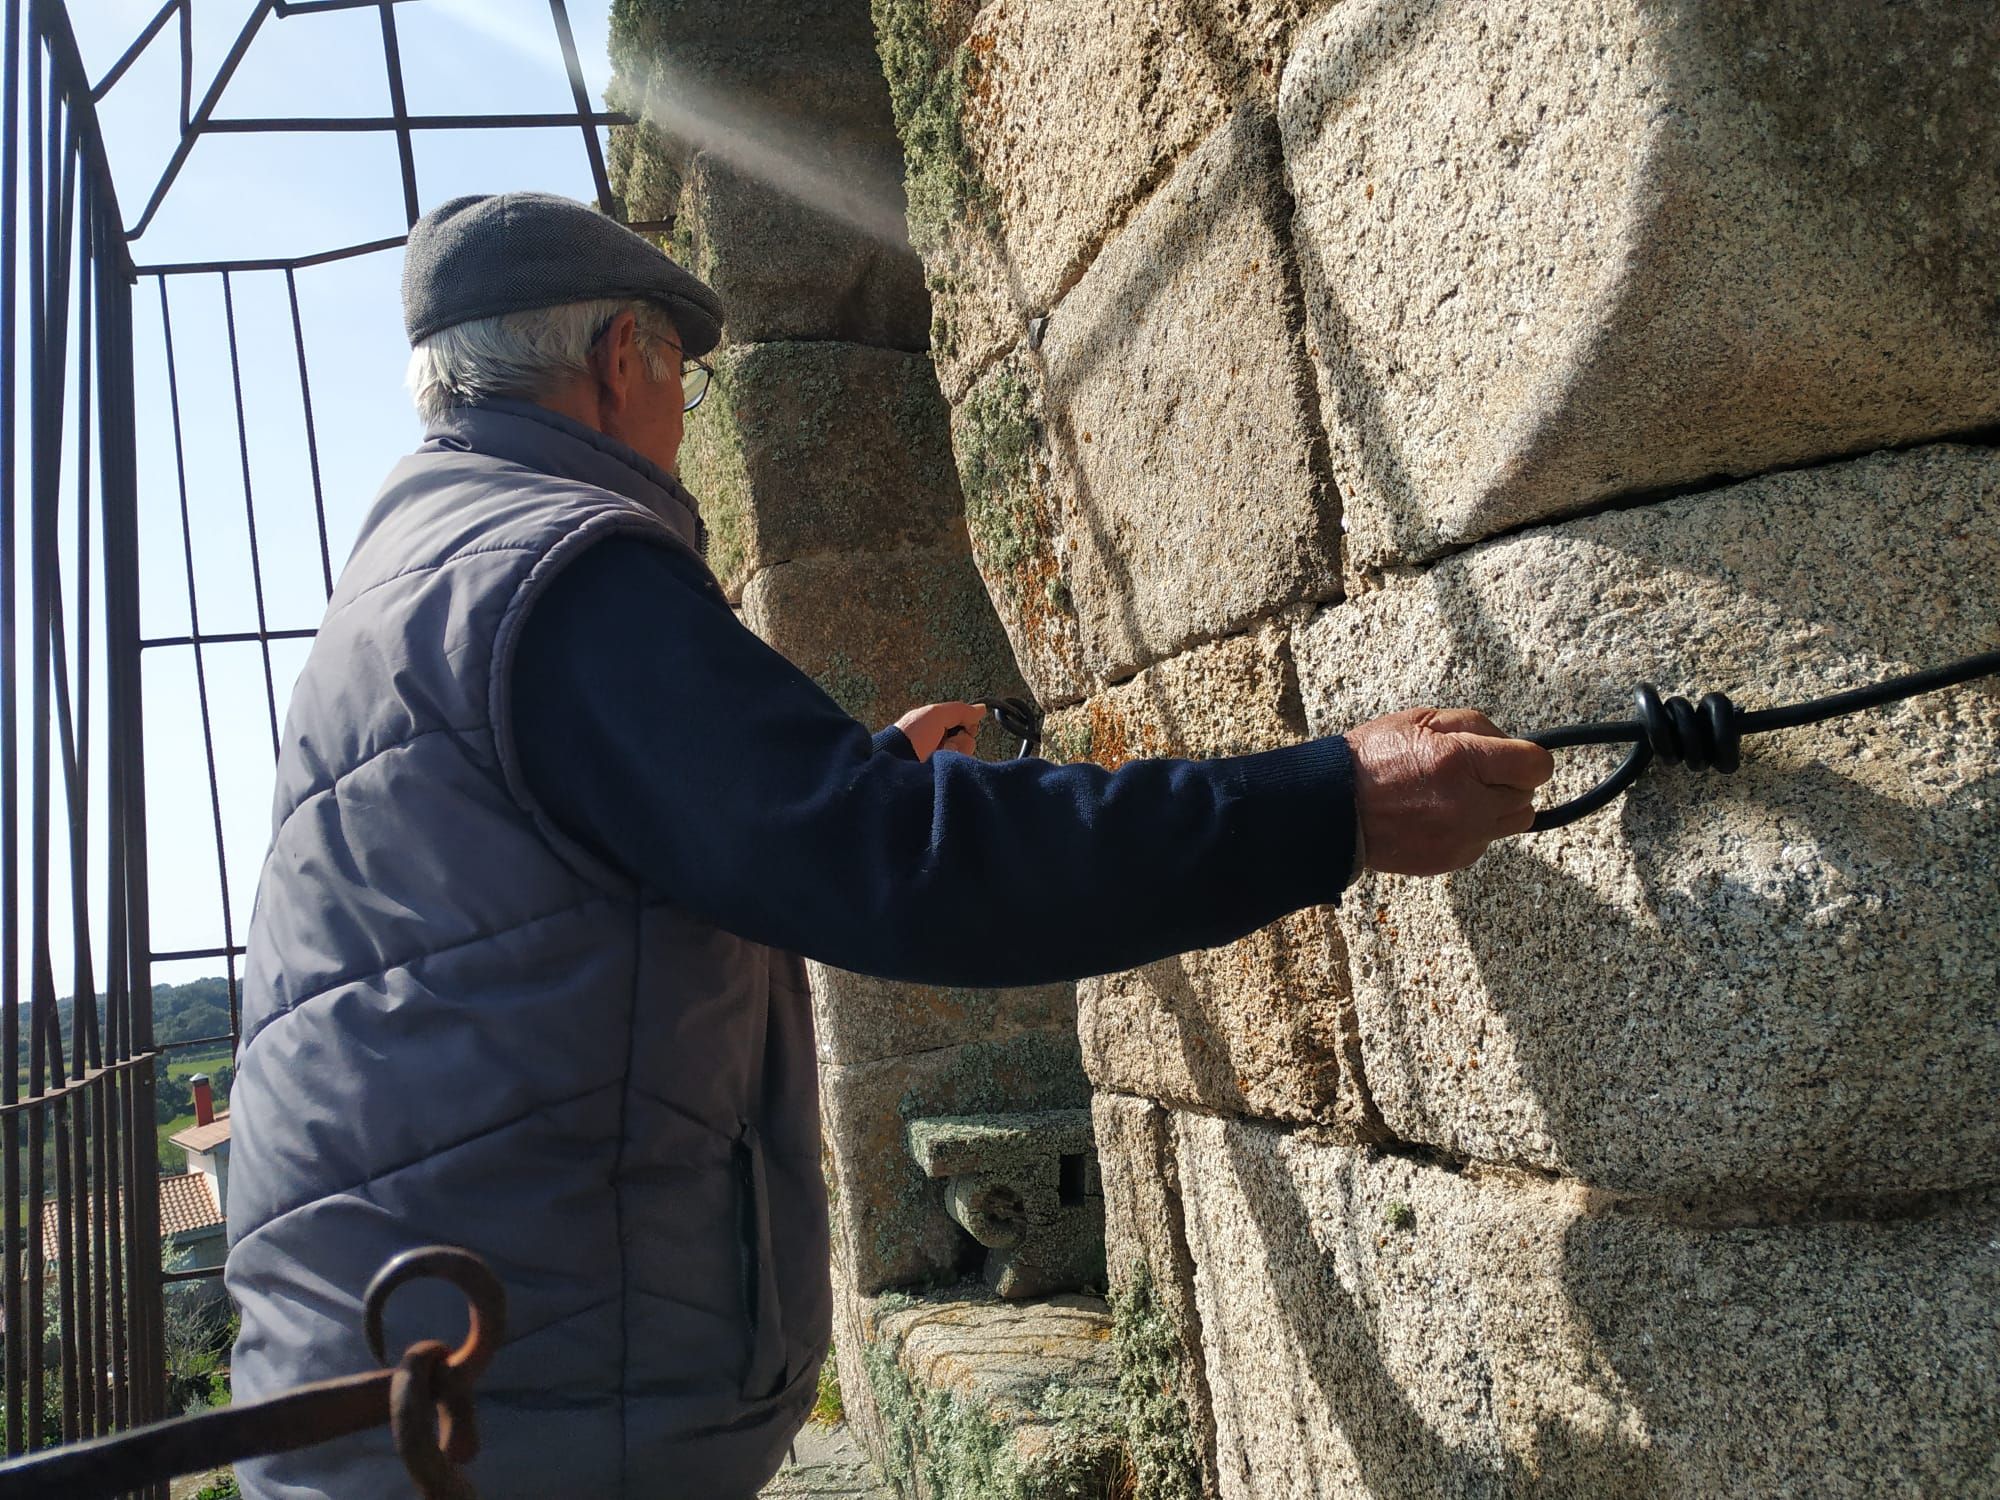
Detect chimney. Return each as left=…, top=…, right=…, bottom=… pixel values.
left=191, top=1074, right=214, bottom=1127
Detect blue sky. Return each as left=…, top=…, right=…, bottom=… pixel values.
left=46, top=1, right=621, bottom=997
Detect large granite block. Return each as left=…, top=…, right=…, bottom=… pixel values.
left=1294, top=444, right=2000, bottom=1196
left=1176, top=1114, right=2000, bottom=1500
left=809, top=963, right=1075, bottom=1068
left=679, top=342, right=965, bottom=597
left=741, top=548, right=1026, bottom=732
left=859, top=1285, right=1125, bottom=1499
left=1033, top=629, right=1362, bottom=1125
left=1280, top=0, right=2000, bottom=573
left=822, top=1031, right=1091, bottom=1295
left=673, top=150, right=930, bottom=351
left=1080, top=906, right=1361, bottom=1129
left=875, top=0, right=1325, bottom=399
left=952, top=111, right=1341, bottom=704
left=610, top=2, right=929, bottom=349
left=1093, top=1094, right=1221, bottom=1500
left=1037, top=622, right=1308, bottom=769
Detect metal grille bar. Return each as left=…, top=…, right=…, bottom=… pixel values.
left=4, top=1, right=163, bottom=1480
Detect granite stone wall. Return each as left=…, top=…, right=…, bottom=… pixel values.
left=873, top=1, right=2000, bottom=1496
left=609, top=4, right=1106, bottom=1493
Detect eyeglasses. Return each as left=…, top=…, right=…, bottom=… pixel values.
left=679, top=355, right=713, bottom=413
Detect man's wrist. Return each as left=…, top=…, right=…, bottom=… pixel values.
left=1345, top=737, right=1367, bottom=888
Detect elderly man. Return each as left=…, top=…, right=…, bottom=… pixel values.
left=224, top=192, right=1553, bottom=1499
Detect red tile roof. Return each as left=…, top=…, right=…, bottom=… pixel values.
left=39, top=1172, right=222, bottom=1260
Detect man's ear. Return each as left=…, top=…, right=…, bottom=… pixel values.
left=588, top=310, right=642, bottom=413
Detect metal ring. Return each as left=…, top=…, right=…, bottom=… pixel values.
left=364, top=1245, right=507, bottom=1383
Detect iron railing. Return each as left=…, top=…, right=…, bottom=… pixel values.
left=2, top=0, right=161, bottom=1466
left=2, top=0, right=653, bottom=1480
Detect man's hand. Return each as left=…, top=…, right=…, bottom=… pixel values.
left=1348, top=708, right=1555, bottom=876
left=893, top=701, right=988, bottom=763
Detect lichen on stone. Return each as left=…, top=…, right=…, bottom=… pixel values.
left=1109, top=1262, right=1203, bottom=1500
left=954, top=365, right=1044, bottom=576
left=1042, top=715, right=1095, bottom=766
left=813, top=648, right=882, bottom=721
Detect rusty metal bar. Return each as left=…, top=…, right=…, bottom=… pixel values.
left=0, top=1247, right=506, bottom=1500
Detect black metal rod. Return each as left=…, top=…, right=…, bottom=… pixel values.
left=88, top=191, right=132, bottom=1444
left=1, top=0, right=27, bottom=1448
left=175, top=0, right=190, bottom=133
left=135, top=218, right=661, bottom=279
left=276, top=0, right=421, bottom=13
left=136, top=231, right=408, bottom=277
left=128, top=0, right=276, bottom=240
left=547, top=0, right=613, bottom=212
left=71, top=139, right=97, bottom=1080
left=286, top=267, right=335, bottom=598
left=153, top=1034, right=238, bottom=1055
left=219, top=270, right=284, bottom=761
left=377, top=2, right=420, bottom=229
left=26, top=15, right=56, bottom=1447
left=140, top=627, right=317, bottom=650
left=198, top=109, right=632, bottom=133
left=31, top=0, right=135, bottom=281
left=101, top=218, right=163, bottom=1457
left=87, top=0, right=177, bottom=101
left=155, top=278, right=239, bottom=1154
left=148, top=947, right=243, bottom=965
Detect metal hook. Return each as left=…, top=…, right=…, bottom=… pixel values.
left=976, top=695, right=1043, bottom=758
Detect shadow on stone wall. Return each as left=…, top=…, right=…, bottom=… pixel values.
left=1211, top=1124, right=1661, bottom=1497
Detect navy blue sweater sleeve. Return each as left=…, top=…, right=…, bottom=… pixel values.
left=511, top=536, right=1358, bottom=988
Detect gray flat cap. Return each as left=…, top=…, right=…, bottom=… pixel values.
left=402, top=191, right=724, bottom=355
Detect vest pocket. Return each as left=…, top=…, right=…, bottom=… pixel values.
left=735, top=1122, right=789, bottom=1400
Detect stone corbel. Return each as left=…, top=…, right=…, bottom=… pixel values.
left=904, top=1109, right=1105, bottom=1299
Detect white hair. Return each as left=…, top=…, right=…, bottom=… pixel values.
left=405, top=297, right=680, bottom=424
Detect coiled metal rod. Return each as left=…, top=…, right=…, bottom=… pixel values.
left=1525, top=649, right=2000, bottom=831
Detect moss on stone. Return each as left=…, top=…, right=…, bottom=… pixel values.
left=871, top=0, right=991, bottom=259
left=861, top=1322, right=1128, bottom=1500
left=1110, top=1263, right=1203, bottom=1500
left=675, top=349, right=753, bottom=596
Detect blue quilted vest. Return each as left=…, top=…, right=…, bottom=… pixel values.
left=225, top=400, right=828, bottom=1499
